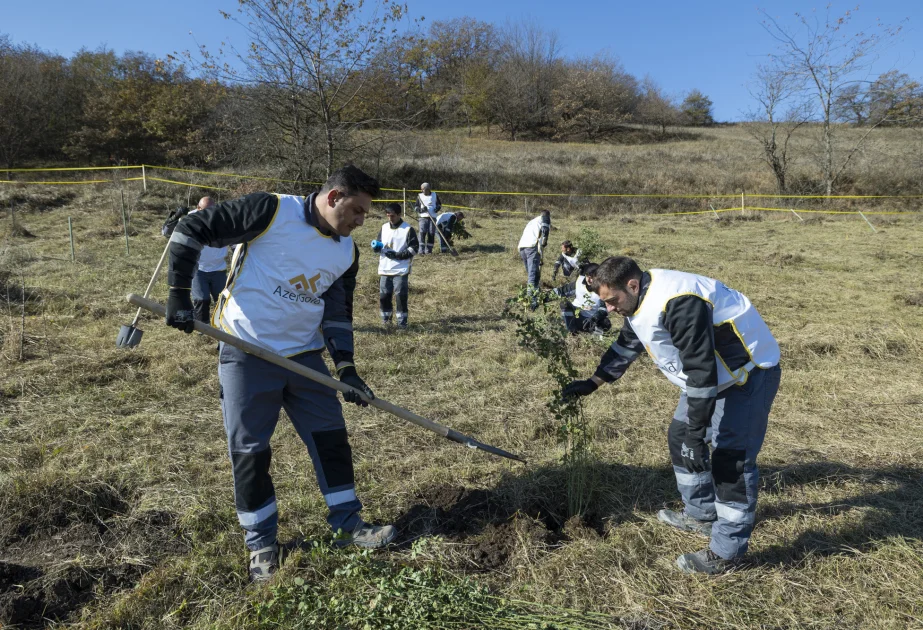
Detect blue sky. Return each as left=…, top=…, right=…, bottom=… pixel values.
left=4, top=1, right=921, bottom=121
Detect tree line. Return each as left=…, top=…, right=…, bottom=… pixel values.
left=0, top=4, right=715, bottom=174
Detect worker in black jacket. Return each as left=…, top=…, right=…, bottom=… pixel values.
left=563, top=256, right=781, bottom=574
left=164, top=166, right=396, bottom=582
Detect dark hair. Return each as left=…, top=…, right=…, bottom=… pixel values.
left=561, top=240, right=573, bottom=248
left=541, top=210, right=550, bottom=222
left=594, top=256, right=642, bottom=290
left=321, top=165, right=381, bottom=199
left=581, top=263, right=599, bottom=277
left=385, top=202, right=402, bottom=215
left=456, top=211, right=465, bottom=219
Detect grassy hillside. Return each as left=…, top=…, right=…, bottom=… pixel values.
left=1, top=173, right=922, bottom=628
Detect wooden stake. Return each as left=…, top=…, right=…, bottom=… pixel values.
left=120, top=191, right=130, bottom=254
left=790, top=208, right=804, bottom=221
left=858, top=211, right=877, bottom=233
left=402, top=188, right=406, bottom=217
left=68, top=217, right=75, bottom=261
left=709, top=204, right=720, bottom=219
left=141, top=165, right=147, bottom=192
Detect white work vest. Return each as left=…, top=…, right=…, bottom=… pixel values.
left=378, top=220, right=413, bottom=276
left=418, top=192, right=438, bottom=217
left=627, top=269, right=779, bottom=392
left=518, top=216, right=546, bottom=249
left=562, top=251, right=580, bottom=268
left=215, top=195, right=355, bottom=357
left=190, top=209, right=228, bottom=272
left=436, top=212, right=454, bottom=226
left=573, top=275, right=604, bottom=312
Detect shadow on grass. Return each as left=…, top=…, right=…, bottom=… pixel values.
left=356, top=313, right=506, bottom=335
left=752, top=462, right=923, bottom=566
left=462, top=243, right=506, bottom=254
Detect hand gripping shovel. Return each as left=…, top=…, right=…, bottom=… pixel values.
left=127, top=293, right=526, bottom=464
left=116, top=240, right=172, bottom=348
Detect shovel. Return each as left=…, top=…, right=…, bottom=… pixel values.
left=127, top=293, right=526, bottom=464
left=430, top=215, right=459, bottom=257
left=116, top=240, right=172, bottom=348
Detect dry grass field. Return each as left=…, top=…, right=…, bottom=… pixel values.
left=1, top=127, right=923, bottom=628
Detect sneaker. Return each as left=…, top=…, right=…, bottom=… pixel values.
left=397, top=323, right=408, bottom=331
left=676, top=548, right=736, bottom=575
left=334, top=520, right=397, bottom=549
left=249, top=543, right=280, bottom=583
left=657, top=509, right=714, bottom=537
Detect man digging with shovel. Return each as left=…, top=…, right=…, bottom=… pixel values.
left=164, top=165, right=396, bottom=582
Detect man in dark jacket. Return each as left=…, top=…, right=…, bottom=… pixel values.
left=563, top=256, right=781, bottom=574
left=165, top=166, right=396, bottom=582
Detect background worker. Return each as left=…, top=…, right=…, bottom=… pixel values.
left=375, top=203, right=418, bottom=329
left=554, top=262, right=610, bottom=335
left=165, top=165, right=396, bottom=583
left=563, top=257, right=781, bottom=575
left=188, top=196, right=228, bottom=324
left=518, top=210, right=551, bottom=308
left=552, top=240, right=584, bottom=282
left=435, top=210, right=464, bottom=253
left=415, top=182, right=440, bottom=255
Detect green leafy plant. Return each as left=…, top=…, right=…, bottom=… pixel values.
left=573, top=227, right=608, bottom=263
left=504, top=288, right=595, bottom=518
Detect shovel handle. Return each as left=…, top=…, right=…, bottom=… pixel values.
left=128, top=293, right=461, bottom=441
left=129, top=239, right=172, bottom=328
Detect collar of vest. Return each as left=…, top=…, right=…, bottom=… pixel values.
left=630, top=271, right=652, bottom=316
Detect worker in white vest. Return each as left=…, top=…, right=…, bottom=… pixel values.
left=165, top=166, right=396, bottom=583
left=553, top=262, right=610, bottom=335
left=435, top=210, right=464, bottom=253
left=415, top=182, right=440, bottom=255
left=518, top=210, right=551, bottom=309
left=551, top=240, right=584, bottom=282
left=375, top=203, right=419, bottom=329
left=563, top=256, right=781, bottom=574
left=188, top=197, right=228, bottom=324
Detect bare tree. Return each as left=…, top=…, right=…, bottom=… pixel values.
left=191, top=0, right=411, bottom=179
left=744, top=65, right=811, bottom=193
left=637, top=77, right=678, bottom=136
left=760, top=6, right=903, bottom=195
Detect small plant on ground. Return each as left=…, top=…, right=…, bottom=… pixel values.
left=504, top=287, right=595, bottom=518
left=573, top=227, right=608, bottom=262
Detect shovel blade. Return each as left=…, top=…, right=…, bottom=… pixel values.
left=116, top=324, right=143, bottom=348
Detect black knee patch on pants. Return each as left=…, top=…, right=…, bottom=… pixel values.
left=313, top=428, right=354, bottom=488
left=232, top=448, right=274, bottom=511
left=712, top=448, right=746, bottom=503
left=668, top=419, right=688, bottom=467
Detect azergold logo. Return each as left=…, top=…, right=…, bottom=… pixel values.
left=289, top=273, right=321, bottom=293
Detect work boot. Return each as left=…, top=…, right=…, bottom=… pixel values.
left=657, top=509, right=714, bottom=537
left=676, top=548, right=736, bottom=575
left=249, top=542, right=280, bottom=583
left=334, top=520, right=397, bottom=549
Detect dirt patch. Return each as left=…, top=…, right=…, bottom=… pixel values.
left=896, top=292, right=923, bottom=307
left=764, top=252, right=805, bottom=268
left=654, top=226, right=676, bottom=234
left=0, top=477, right=188, bottom=627
left=394, top=484, right=605, bottom=572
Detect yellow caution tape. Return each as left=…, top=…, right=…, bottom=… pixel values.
left=0, top=179, right=110, bottom=185
left=145, top=176, right=232, bottom=191
left=145, top=165, right=323, bottom=186
left=1, top=165, right=141, bottom=172
left=745, top=206, right=914, bottom=215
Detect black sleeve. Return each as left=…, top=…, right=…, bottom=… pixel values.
left=321, top=243, right=359, bottom=373
left=552, top=253, right=564, bottom=270
left=554, top=280, right=577, bottom=299
left=394, top=227, right=419, bottom=260
left=167, top=192, right=278, bottom=288
left=663, top=295, right=718, bottom=432
left=376, top=226, right=382, bottom=241
left=539, top=220, right=550, bottom=247
left=594, top=318, right=644, bottom=383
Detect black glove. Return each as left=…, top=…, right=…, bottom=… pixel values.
left=680, top=425, right=709, bottom=473
left=165, top=287, right=196, bottom=333
left=562, top=379, right=599, bottom=399
left=383, top=248, right=398, bottom=260
left=339, top=366, right=375, bottom=407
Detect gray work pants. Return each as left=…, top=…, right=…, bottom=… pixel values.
left=520, top=247, right=541, bottom=289
left=668, top=364, right=781, bottom=559
left=218, top=343, right=362, bottom=550
left=417, top=216, right=435, bottom=253
left=379, top=274, right=409, bottom=325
